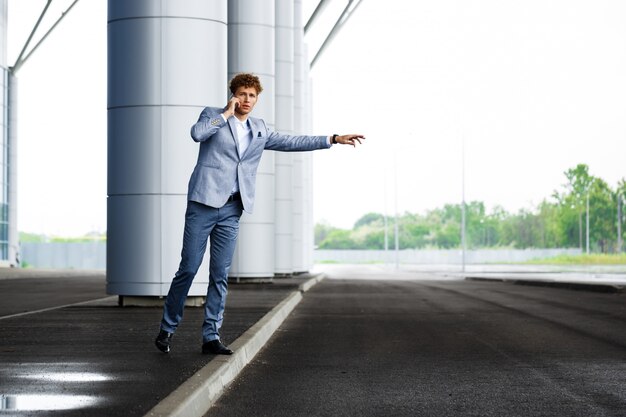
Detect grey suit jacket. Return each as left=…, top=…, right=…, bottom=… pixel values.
left=188, top=106, right=331, bottom=213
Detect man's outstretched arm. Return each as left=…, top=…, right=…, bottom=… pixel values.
left=264, top=130, right=365, bottom=152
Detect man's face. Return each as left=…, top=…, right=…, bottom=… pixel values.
left=233, top=86, right=258, bottom=116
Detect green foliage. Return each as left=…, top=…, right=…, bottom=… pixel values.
left=524, top=253, right=626, bottom=265
left=314, top=222, right=334, bottom=247
left=317, top=229, right=358, bottom=249
left=19, top=232, right=47, bottom=243
left=50, top=236, right=106, bottom=243
left=353, top=212, right=384, bottom=229
left=315, top=163, right=626, bottom=254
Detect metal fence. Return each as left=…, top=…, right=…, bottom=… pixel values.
left=314, top=248, right=582, bottom=264
left=19, top=242, right=581, bottom=270
left=21, top=242, right=106, bottom=269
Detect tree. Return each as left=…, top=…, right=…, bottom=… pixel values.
left=617, top=179, right=626, bottom=253
left=536, top=200, right=564, bottom=248
left=559, top=164, right=594, bottom=250
left=313, top=163, right=622, bottom=251
left=588, top=179, right=616, bottom=252
left=317, top=229, right=357, bottom=249
left=353, top=212, right=384, bottom=229
left=314, top=221, right=336, bottom=246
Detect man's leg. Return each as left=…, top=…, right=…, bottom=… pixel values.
left=202, top=200, right=242, bottom=344
left=160, top=201, right=217, bottom=334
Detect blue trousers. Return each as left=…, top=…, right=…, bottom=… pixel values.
left=160, top=199, right=242, bottom=342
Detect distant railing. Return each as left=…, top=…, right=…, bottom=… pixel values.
left=314, top=248, right=582, bottom=264
left=20, top=242, right=106, bottom=269
left=18, top=242, right=581, bottom=270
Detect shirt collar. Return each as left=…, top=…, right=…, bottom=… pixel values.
left=235, top=118, right=249, bottom=128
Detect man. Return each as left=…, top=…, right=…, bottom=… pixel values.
left=155, top=73, right=364, bottom=355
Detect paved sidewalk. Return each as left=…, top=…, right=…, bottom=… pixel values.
left=0, top=269, right=315, bottom=416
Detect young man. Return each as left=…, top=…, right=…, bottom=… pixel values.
left=155, top=73, right=364, bottom=355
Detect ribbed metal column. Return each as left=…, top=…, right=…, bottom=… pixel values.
left=228, top=0, right=276, bottom=279
left=303, top=55, right=314, bottom=271
left=274, top=0, right=294, bottom=276
left=107, top=0, right=227, bottom=296
left=304, top=151, right=313, bottom=270
left=292, top=0, right=306, bottom=272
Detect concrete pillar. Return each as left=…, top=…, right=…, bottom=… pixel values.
left=292, top=0, right=306, bottom=272
left=274, top=0, right=294, bottom=276
left=107, top=0, right=227, bottom=296
left=228, top=0, right=276, bottom=279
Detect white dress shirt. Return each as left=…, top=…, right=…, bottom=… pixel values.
left=231, top=117, right=252, bottom=193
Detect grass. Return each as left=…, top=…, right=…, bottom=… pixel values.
left=315, top=260, right=385, bottom=265
left=524, top=253, right=626, bottom=265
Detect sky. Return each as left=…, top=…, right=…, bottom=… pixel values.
left=6, top=0, right=626, bottom=235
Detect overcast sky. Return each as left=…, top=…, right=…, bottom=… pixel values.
left=7, top=0, right=626, bottom=235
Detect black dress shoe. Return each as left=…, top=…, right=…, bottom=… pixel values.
left=202, top=339, right=233, bottom=355
left=155, top=330, right=173, bottom=353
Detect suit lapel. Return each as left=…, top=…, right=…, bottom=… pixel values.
left=227, top=116, right=240, bottom=157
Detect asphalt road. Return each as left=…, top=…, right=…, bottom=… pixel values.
left=207, top=274, right=626, bottom=417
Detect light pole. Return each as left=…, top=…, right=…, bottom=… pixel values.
left=618, top=191, right=623, bottom=253
left=585, top=180, right=594, bottom=255
left=394, top=149, right=399, bottom=269
left=461, top=137, right=466, bottom=273
left=586, top=189, right=590, bottom=254
left=383, top=158, right=389, bottom=264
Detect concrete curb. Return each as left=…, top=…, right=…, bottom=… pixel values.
left=298, top=273, right=325, bottom=293
left=145, top=273, right=325, bottom=417
left=465, top=276, right=624, bottom=293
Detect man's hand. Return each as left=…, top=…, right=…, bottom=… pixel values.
left=335, top=134, right=365, bottom=147
left=222, top=96, right=240, bottom=119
